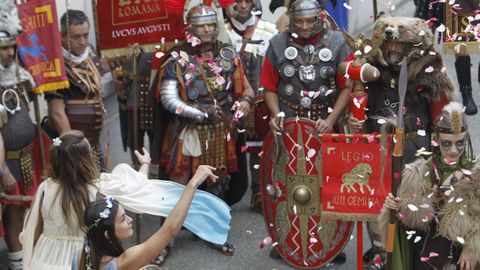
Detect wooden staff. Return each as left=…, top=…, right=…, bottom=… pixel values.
left=385, top=60, right=407, bottom=270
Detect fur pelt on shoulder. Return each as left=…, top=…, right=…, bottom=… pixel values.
left=438, top=158, right=480, bottom=260
left=0, top=62, right=35, bottom=88
left=378, top=158, right=434, bottom=244
left=366, top=13, right=454, bottom=103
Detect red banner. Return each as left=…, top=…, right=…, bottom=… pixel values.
left=321, top=137, right=392, bottom=221
left=95, top=0, right=185, bottom=56
left=16, top=0, right=69, bottom=94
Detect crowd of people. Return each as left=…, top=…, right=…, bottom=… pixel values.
left=0, top=0, right=479, bottom=269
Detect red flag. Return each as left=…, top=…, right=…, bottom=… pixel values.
left=16, top=0, right=69, bottom=94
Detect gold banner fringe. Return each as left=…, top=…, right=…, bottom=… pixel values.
left=321, top=211, right=379, bottom=222
left=442, top=42, right=480, bottom=56
left=33, top=80, right=70, bottom=94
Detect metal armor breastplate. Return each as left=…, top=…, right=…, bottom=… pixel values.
left=270, top=31, right=344, bottom=119
left=0, top=85, right=35, bottom=151
left=179, top=47, right=236, bottom=111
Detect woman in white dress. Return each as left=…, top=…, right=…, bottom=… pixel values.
left=21, top=130, right=231, bottom=270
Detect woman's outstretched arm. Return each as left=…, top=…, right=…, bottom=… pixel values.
left=116, top=165, right=218, bottom=270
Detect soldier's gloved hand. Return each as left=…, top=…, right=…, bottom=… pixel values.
left=315, top=118, right=333, bottom=134
left=348, top=113, right=363, bottom=133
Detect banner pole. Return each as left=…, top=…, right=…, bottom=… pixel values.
left=357, top=221, right=363, bottom=270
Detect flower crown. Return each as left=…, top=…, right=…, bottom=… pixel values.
left=86, top=195, right=116, bottom=234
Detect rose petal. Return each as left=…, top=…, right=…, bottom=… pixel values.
left=429, top=252, right=439, bottom=257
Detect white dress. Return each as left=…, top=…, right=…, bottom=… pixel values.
left=21, top=164, right=231, bottom=270
left=23, top=179, right=97, bottom=270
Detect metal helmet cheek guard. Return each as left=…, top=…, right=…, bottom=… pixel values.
left=288, top=0, right=324, bottom=38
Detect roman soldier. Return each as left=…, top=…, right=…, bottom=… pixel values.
left=45, top=10, right=108, bottom=170
left=0, top=21, right=38, bottom=270
left=224, top=0, right=277, bottom=212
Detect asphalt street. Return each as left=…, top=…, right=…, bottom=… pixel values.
left=2, top=0, right=480, bottom=269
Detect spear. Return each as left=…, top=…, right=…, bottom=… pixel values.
left=385, top=60, right=407, bottom=270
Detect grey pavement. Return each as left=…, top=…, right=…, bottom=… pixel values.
left=3, top=0, right=480, bottom=269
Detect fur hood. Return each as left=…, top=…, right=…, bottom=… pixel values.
left=366, top=14, right=454, bottom=102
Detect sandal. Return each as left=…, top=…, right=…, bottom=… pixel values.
left=151, top=245, right=171, bottom=266
left=207, top=241, right=235, bottom=256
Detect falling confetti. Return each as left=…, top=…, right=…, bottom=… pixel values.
left=343, top=2, right=352, bottom=9
left=459, top=210, right=465, bottom=216
left=408, top=204, right=419, bottom=212
left=425, top=66, right=434, bottom=73
left=307, top=148, right=317, bottom=158
left=241, top=145, right=248, bottom=152
left=253, top=164, right=260, bottom=169
left=414, top=236, right=422, bottom=243
left=456, top=237, right=465, bottom=244
left=456, top=198, right=464, bottom=203
left=277, top=112, right=285, bottom=118
left=431, top=140, right=438, bottom=147
left=461, top=169, right=472, bottom=176
left=175, top=106, right=183, bottom=114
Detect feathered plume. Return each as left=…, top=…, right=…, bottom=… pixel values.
left=443, top=102, right=465, bottom=134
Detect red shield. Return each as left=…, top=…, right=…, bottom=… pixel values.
left=261, top=118, right=354, bottom=269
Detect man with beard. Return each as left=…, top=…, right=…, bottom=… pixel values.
left=156, top=2, right=254, bottom=260
left=348, top=14, right=453, bottom=269
left=0, top=27, right=38, bottom=270
left=224, top=0, right=277, bottom=212
left=45, top=10, right=108, bottom=170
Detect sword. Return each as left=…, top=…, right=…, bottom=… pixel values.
left=386, top=59, right=407, bottom=270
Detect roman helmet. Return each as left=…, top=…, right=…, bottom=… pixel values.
left=0, top=31, right=16, bottom=48
left=288, top=0, right=324, bottom=38
left=184, top=2, right=220, bottom=43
